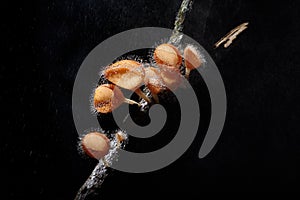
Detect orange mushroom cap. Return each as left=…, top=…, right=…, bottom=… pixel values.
left=144, top=67, right=166, bottom=94
left=81, top=132, right=110, bottom=160
left=154, top=43, right=182, bottom=68
left=160, top=66, right=183, bottom=91
left=104, top=60, right=145, bottom=91
left=184, top=45, right=203, bottom=70
left=93, top=84, right=124, bottom=113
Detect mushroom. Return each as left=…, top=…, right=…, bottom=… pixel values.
left=116, top=130, right=127, bottom=148
left=154, top=43, right=182, bottom=68
left=93, top=84, right=140, bottom=114
left=144, top=66, right=165, bottom=103
left=160, top=65, right=183, bottom=91
left=104, top=60, right=151, bottom=103
left=81, top=132, right=110, bottom=160
left=183, top=45, right=203, bottom=78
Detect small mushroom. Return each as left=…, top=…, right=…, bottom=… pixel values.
left=104, top=60, right=151, bottom=103
left=183, top=45, right=203, bottom=78
left=81, top=132, right=110, bottom=160
left=154, top=43, right=182, bottom=68
left=144, top=67, right=165, bottom=103
left=94, top=84, right=140, bottom=113
left=160, top=66, right=183, bottom=91
left=116, top=131, right=127, bottom=148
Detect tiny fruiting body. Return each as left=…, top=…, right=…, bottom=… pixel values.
left=116, top=131, right=127, bottom=147
left=183, top=45, right=203, bottom=77
left=104, top=60, right=151, bottom=103
left=160, top=66, right=183, bottom=91
left=104, top=60, right=145, bottom=91
left=94, top=84, right=140, bottom=113
left=144, top=67, right=165, bottom=94
left=93, top=84, right=124, bottom=113
left=154, top=43, right=182, bottom=68
left=116, top=131, right=126, bottom=142
left=144, top=67, right=165, bottom=103
left=81, top=132, right=110, bottom=160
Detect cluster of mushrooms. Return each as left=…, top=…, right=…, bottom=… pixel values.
left=81, top=43, right=203, bottom=160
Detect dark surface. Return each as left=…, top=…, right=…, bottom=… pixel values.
left=2, top=0, right=300, bottom=199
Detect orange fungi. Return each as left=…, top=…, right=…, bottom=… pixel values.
left=93, top=84, right=140, bottom=113
left=160, top=66, right=183, bottom=91
left=183, top=45, right=203, bottom=77
left=104, top=60, right=151, bottom=103
left=81, top=132, right=110, bottom=160
left=154, top=43, right=182, bottom=68
left=144, top=67, right=165, bottom=103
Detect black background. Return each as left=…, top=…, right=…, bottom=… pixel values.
left=2, top=0, right=300, bottom=199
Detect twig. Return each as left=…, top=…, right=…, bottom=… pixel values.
left=74, top=161, right=108, bottom=200
left=214, top=22, right=249, bottom=48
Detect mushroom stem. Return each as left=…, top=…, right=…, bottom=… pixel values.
left=123, top=98, right=141, bottom=106
left=152, top=93, right=160, bottom=103
left=185, top=68, right=191, bottom=79
left=135, top=88, right=152, bottom=103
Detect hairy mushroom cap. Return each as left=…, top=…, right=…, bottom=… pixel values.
left=160, top=66, right=183, bottom=91
left=184, top=45, right=203, bottom=70
left=93, top=84, right=124, bottom=113
left=104, top=60, right=145, bottom=91
left=144, top=67, right=165, bottom=94
left=81, top=132, right=110, bottom=160
left=154, top=43, right=182, bottom=68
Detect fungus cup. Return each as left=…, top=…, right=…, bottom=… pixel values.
left=144, top=66, right=166, bottom=102
left=94, top=84, right=140, bottom=113
left=154, top=43, right=182, bottom=68
left=183, top=45, right=203, bottom=78
left=81, top=132, right=110, bottom=160
left=104, top=60, right=151, bottom=103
